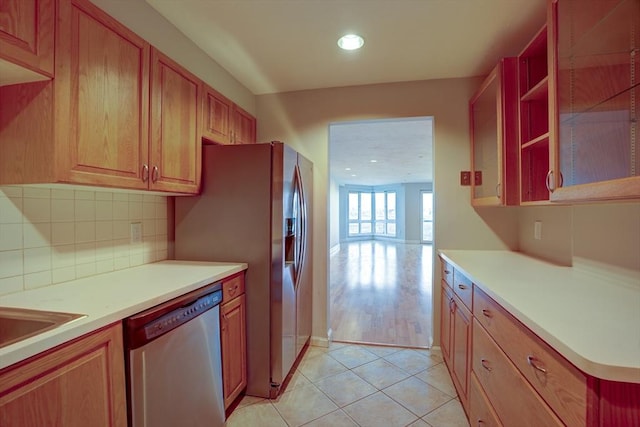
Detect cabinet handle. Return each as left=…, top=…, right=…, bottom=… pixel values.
left=449, top=297, right=455, bottom=312
left=545, top=170, right=555, bottom=192
left=458, top=284, right=468, bottom=290
left=527, top=355, right=547, bottom=374
left=481, top=309, right=492, bottom=318
left=481, top=358, right=492, bottom=371
left=152, top=166, right=159, bottom=182
left=495, top=183, right=501, bottom=199
left=229, top=285, right=238, bottom=296
left=477, top=420, right=486, bottom=426
left=142, top=164, right=149, bottom=182
left=444, top=269, right=451, bottom=274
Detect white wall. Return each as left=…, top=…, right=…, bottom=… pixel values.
left=256, top=78, right=519, bottom=346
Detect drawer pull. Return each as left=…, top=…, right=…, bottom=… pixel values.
left=481, top=358, right=493, bottom=371
left=481, top=309, right=492, bottom=318
left=458, top=284, right=468, bottom=290
left=527, top=355, right=547, bottom=374
left=478, top=421, right=486, bottom=426
left=444, top=269, right=451, bottom=274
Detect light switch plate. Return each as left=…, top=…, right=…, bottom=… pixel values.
left=130, top=222, right=142, bottom=244
left=460, top=171, right=471, bottom=186
left=534, top=221, right=542, bottom=240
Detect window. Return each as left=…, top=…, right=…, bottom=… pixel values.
left=374, top=191, right=396, bottom=237
left=421, top=191, right=433, bottom=243
left=348, top=190, right=396, bottom=237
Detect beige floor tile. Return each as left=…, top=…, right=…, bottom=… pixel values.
left=352, top=358, right=411, bottom=389
left=414, top=363, right=457, bottom=397
left=383, top=376, right=453, bottom=417
left=225, top=399, right=287, bottom=427
left=314, top=370, right=377, bottom=407
left=328, top=345, right=379, bottom=369
left=272, top=383, right=338, bottom=427
left=302, top=409, right=359, bottom=427
left=304, top=345, right=331, bottom=359
left=343, top=391, right=419, bottom=427
left=408, top=419, right=431, bottom=427
left=358, top=344, right=403, bottom=358
left=422, top=399, right=469, bottom=427
left=234, top=394, right=266, bottom=409
left=298, top=352, right=349, bottom=382
left=383, top=349, right=435, bottom=374
left=328, top=341, right=348, bottom=352
left=284, top=368, right=312, bottom=393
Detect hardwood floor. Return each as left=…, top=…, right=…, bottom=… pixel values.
left=330, top=240, right=433, bottom=348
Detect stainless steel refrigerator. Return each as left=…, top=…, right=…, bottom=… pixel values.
left=174, top=142, right=313, bottom=399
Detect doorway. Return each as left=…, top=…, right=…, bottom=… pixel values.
left=328, top=117, right=434, bottom=348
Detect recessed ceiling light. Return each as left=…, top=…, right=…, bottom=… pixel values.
left=370, top=159, right=377, bottom=163
left=351, top=174, right=357, bottom=177
left=345, top=167, right=351, bottom=171
left=337, top=34, right=364, bottom=51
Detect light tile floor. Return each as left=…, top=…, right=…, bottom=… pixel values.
left=225, top=342, right=469, bottom=427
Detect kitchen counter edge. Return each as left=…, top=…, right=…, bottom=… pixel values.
left=439, top=249, right=640, bottom=384
left=0, top=260, right=248, bottom=371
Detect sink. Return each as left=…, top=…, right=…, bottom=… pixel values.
left=0, top=307, right=86, bottom=349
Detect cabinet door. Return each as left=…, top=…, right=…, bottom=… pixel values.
left=452, top=295, right=471, bottom=412
left=232, top=105, right=257, bottom=144
left=58, top=0, right=150, bottom=189
left=470, top=58, right=519, bottom=206
left=221, top=294, right=247, bottom=408
left=203, top=85, right=233, bottom=145
left=440, top=283, right=453, bottom=364
left=550, top=0, right=640, bottom=202
left=0, top=323, right=127, bottom=427
left=0, top=0, right=54, bottom=85
left=150, top=48, right=202, bottom=193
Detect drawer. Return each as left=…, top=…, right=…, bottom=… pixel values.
left=453, top=269, right=473, bottom=310
left=441, top=258, right=453, bottom=287
left=222, top=273, right=245, bottom=302
left=469, top=372, right=502, bottom=427
left=472, top=319, right=563, bottom=427
left=473, top=287, right=587, bottom=426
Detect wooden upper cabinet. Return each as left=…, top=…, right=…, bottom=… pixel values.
left=232, top=104, right=257, bottom=144
left=149, top=48, right=202, bottom=193
left=203, top=85, right=233, bottom=145
left=203, top=85, right=257, bottom=145
left=470, top=58, right=519, bottom=206
left=518, top=25, right=551, bottom=204
left=59, top=0, right=150, bottom=189
left=549, top=0, right=640, bottom=202
left=0, top=0, right=54, bottom=85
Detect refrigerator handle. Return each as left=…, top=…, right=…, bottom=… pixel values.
left=293, top=164, right=306, bottom=291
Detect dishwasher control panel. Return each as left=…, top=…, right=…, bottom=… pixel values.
left=144, top=290, right=223, bottom=340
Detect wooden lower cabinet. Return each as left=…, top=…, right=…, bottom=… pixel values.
left=0, top=323, right=127, bottom=427
left=440, top=283, right=453, bottom=364
left=473, top=318, right=563, bottom=426
left=469, top=372, right=502, bottom=427
left=452, top=294, right=471, bottom=412
left=220, top=272, right=247, bottom=409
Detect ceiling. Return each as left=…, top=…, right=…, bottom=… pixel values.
left=329, top=117, right=433, bottom=186
left=145, top=0, right=546, bottom=185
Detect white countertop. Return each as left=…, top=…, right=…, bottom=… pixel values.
left=439, top=250, right=640, bottom=383
left=0, top=260, right=247, bottom=370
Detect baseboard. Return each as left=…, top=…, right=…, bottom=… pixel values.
left=310, top=328, right=332, bottom=348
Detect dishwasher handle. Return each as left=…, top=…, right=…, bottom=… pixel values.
left=126, top=288, right=222, bottom=350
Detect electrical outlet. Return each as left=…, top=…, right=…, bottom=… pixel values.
left=130, top=222, right=142, bottom=244
left=474, top=171, right=483, bottom=186
left=460, top=171, right=471, bottom=186
left=534, top=221, right=542, bottom=240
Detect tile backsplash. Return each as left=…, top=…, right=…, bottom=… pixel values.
left=0, top=186, right=169, bottom=296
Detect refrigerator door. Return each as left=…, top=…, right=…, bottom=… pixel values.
left=295, top=152, right=313, bottom=358
left=271, top=144, right=297, bottom=394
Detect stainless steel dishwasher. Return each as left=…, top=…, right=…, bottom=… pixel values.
left=125, top=281, right=225, bottom=427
